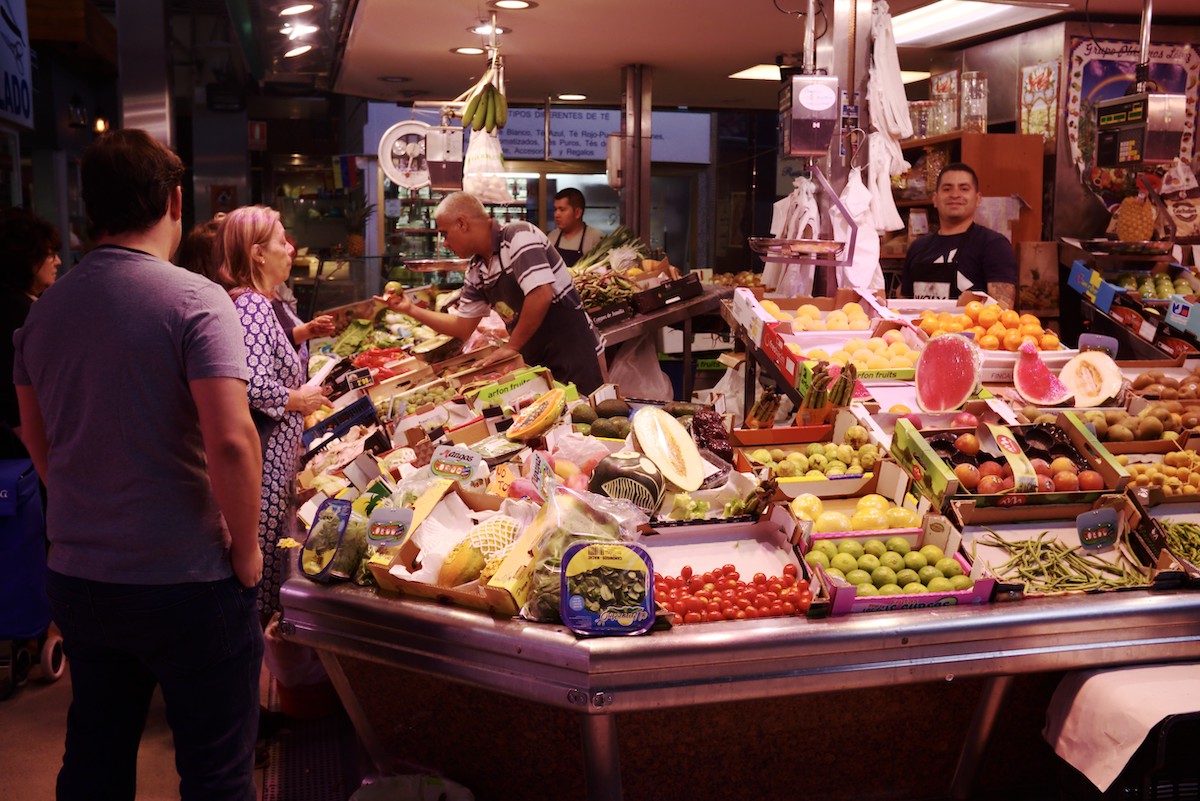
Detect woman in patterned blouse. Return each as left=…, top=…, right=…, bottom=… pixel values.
left=216, top=205, right=330, bottom=619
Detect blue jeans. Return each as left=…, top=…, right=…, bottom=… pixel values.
left=46, top=570, right=263, bottom=801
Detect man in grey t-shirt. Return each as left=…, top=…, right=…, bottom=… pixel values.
left=14, top=130, right=265, bottom=801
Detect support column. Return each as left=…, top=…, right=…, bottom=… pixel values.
left=117, top=0, right=173, bottom=146
left=620, top=65, right=651, bottom=239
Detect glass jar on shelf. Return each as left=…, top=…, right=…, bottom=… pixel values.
left=908, top=100, right=934, bottom=139
left=923, top=146, right=949, bottom=196
left=930, top=96, right=958, bottom=136
left=961, top=71, right=988, bottom=133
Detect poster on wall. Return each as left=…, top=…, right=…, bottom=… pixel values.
left=1018, top=60, right=1060, bottom=154
left=0, top=0, right=32, bottom=130
left=1065, top=37, right=1199, bottom=209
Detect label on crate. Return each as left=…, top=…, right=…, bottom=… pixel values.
left=1077, top=508, right=1119, bottom=551
left=430, top=444, right=483, bottom=484
left=983, top=423, right=1038, bottom=493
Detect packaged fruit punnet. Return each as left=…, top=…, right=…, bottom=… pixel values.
left=914, top=334, right=981, bottom=413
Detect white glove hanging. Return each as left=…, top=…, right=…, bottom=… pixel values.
left=767, top=176, right=820, bottom=296
left=831, top=166, right=884, bottom=292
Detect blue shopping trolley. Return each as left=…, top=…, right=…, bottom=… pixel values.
left=0, top=459, right=64, bottom=699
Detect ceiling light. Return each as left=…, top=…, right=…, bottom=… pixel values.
left=276, top=3, right=315, bottom=14
left=452, top=46, right=485, bottom=55
left=558, top=93, right=586, bottom=101
left=891, top=1, right=1062, bottom=47
left=284, top=44, right=313, bottom=57
left=469, top=23, right=509, bottom=35
left=281, top=22, right=319, bottom=39
left=490, top=0, right=537, bottom=8
left=729, top=64, right=780, bottom=81
left=901, top=71, right=932, bottom=84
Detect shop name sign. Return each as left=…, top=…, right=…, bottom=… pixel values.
left=0, top=0, right=31, bottom=129
left=494, top=108, right=711, bottom=164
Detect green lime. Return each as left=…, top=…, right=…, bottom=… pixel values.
left=879, top=551, right=906, bottom=572
left=814, top=540, right=839, bottom=561
left=837, top=540, right=865, bottom=560
left=830, top=553, right=859, bottom=574
left=876, top=583, right=904, bottom=595
left=949, top=574, right=975, bottom=591
left=825, top=567, right=846, bottom=580
left=804, top=550, right=831, bottom=570
left=856, top=553, right=881, bottom=573
left=862, top=539, right=888, bottom=558
left=845, top=569, right=873, bottom=586
left=917, top=565, right=945, bottom=585
left=871, top=566, right=897, bottom=588
left=935, top=557, right=964, bottom=578
left=903, top=551, right=928, bottom=571
left=902, top=582, right=928, bottom=593
left=855, top=583, right=879, bottom=596
left=926, top=576, right=955, bottom=593
left=919, top=544, right=945, bottom=565
left=895, top=568, right=920, bottom=587
left=885, top=536, right=912, bottom=555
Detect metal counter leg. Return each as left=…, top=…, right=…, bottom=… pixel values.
left=950, top=674, right=1015, bottom=800
left=579, top=714, right=623, bottom=801
left=317, top=650, right=393, bottom=774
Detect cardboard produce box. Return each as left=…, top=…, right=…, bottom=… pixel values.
left=890, top=412, right=1130, bottom=527
left=1139, top=499, right=1200, bottom=585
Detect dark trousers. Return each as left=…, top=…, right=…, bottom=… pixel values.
left=46, top=569, right=263, bottom=801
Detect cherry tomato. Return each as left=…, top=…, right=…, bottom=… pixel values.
left=706, top=610, right=725, bottom=623
left=782, top=601, right=797, bottom=615
left=727, top=572, right=740, bottom=583
left=722, top=564, right=737, bottom=576
left=680, top=565, right=693, bottom=580
left=768, top=581, right=783, bottom=594
left=723, top=607, right=739, bottom=621
left=757, top=605, right=772, bottom=616
left=688, top=576, right=704, bottom=592
left=706, top=602, right=723, bottom=616
left=780, top=574, right=796, bottom=588
left=769, top=602, right=785, bottom=616
left=783, top=563, right=799, bottom=579
left=753, top=572, right=767, bottom=585
left=744, top=606, right=759, bottom=619
left=685, top=597, right=705, bottom=614
left=702, top=572, right=715, bottom=585
left=736, top=597, right=752, bottom=610
left=684, top=611, right=702, bottom=624
left=734, top=610, right=747, bottom=620
left=795, top=589, right=813, bottom=613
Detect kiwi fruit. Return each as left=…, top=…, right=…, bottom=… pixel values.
left=1137, top=416, right=1165, bottom=440
left=1108, top=424, right=1135, bottom=442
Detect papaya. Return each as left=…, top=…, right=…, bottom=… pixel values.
left=507, top=387, right=567, bottom=441
left=438, top=539, right=488, bottom=587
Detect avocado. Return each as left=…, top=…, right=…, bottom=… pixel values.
left=663, top=401, right=705, bottom=418
left=590, top=418, right=620, bottom=438
left=594, top=398, right=632, bottom=418
left=610, top=416, right=631, bottom=438
left=570, top=404, right=598, bottom=424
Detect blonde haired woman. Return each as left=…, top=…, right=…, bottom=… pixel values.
left=218, top=205, right=330, bottom=618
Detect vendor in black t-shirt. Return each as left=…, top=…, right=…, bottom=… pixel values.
left=900, top=162, right=1017, bottom=309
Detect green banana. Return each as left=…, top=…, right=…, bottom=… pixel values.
left=462, top=89, right=482, bottom=129
left=483, top=85, right=497, bottom=132
left=472, top=85, right=488, bottom=132
left=494, top=88, right=508, bottom=129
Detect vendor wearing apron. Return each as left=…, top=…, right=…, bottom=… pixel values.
left=900, top=162, right=1017, bottom=308
left=377, top=191, right=605, bottom=394
left=550, top=188, right=603, bottom=268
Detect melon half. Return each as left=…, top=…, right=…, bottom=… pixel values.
left=1059, top=351, right=1123, bottom=407
left=630, top=406, right=704, bottom=491
left=914, top=334, right=982, bottom=413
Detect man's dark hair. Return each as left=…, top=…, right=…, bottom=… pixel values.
left=0, top=207, right=62, bottom=293
left=81, top=129, right=186, bottom=236
left=936, top=162, right=979, bottom=191
left=554, top=187, right=586, bottom=212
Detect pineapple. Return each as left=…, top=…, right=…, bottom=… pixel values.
left=1115, top=195, right=1155, bottom=242
left=342, top=193, right=376, bottom=257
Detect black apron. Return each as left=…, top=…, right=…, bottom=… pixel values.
left=478, top=249, right=604, bottom=395
left=910, top=246, right=975, bottom=300
left=551, top=223, right=590, bottom=268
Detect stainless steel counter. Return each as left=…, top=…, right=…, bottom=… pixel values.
left=280, top=577, right=1200, bottom=800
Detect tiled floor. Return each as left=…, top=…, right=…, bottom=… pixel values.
left=0, top=659, right=362, bottom=800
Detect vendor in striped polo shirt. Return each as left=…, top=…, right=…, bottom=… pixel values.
left=378, top=191, right=605, bottom=394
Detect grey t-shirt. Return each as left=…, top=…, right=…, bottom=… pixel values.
left=14, top=245, right=250, bottom=584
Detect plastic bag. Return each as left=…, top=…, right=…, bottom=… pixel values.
left=550, top=430, right=611, bottom=476
left=607, top=334, right=673, bottom=401
left=462, top=131, right=514, bottom=204
left=519, top=487, right=648, bottom=623
left=263, top=613, right=329, bottom=689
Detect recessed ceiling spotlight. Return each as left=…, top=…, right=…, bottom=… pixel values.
left=468, top=23, right=509, bottom=35
left=558, top=93, right=586, bottom=101
left=284, top=44, right=313, bottom=57
left=490, top=0, right=537, bottom=9
left=276, top=3, right=315, bottom=15
left=452, top=46, right=486, bottom=55
left=281, top=22, right=318, bottom=39
left=378, top=76, right=413, bottom=83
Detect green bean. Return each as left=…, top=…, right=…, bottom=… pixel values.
left=1161, top=520, right=1200, bottom=565
left=973, top=529, right=1149, bottom=594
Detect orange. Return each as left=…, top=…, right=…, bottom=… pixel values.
left=1019, top=323, right=1044, bottom=339
left=919, top=316, right=940, bottom=336
left=937, top=311, right=954, bottom=324
left=1020, top=335, right=1040, bottom=351
left=999, top=309, right=1021, bottom=328
left=1040, top=332, right=1061, bottom=350
left=955, top=314, right=974, bottom=330
left=977, top=305, right=1001, bottom=329
left=944, top=322, right=964, bottom=333
left=1002, top=329, right=1023, bottom=351
left=964, top=300, right=984, bottom=322
left=986, top=322, right=1008, bottom=340
left=919, top=309, right=935, bottom=319
left=970, top=325, right=987, bottom=340
left=1018, top=313, right=1041, bottom=328
left=978, top=334, right=1001, bottom=350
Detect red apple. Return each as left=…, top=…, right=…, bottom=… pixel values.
left=1049, top=456, right=1078, bottom=476
left=1000, top=476, right=1015, bottom=491
left=1052, top=470, right=1080, bottom=492
left=954, top=462, right=982, bottom=490
left=953, top=411, right=979, bottom=428
left=1037, top=474, right=1055, bottom=492
left=899, top=412, right=923, bottom=430
left=1078, top=470, right=1105, bottom=491
left=1029, top=458, right=1051, bottom=476
left=954, top=433, right=981, bottom=456
left=978, top=461, right=1003, bottom=478
left=977, top=475, right=1005, bottom=494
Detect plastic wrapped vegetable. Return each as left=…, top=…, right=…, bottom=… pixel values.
left=690, top=408, right=733, bottom=464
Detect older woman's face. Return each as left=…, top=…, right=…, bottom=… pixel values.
left=256, top=220, right=292, bottom=290
left=31, top=250, right=61, bottom=295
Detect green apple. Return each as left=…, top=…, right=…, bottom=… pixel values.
left=383, top=280, right=403, bottom=295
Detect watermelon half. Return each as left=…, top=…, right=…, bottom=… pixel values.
left=914, top=334, right=981, bottom=413
left=1013, top=341, right=1072, bottom=405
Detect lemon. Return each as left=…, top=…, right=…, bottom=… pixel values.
left=865, top=337, right=888, bottom=352
left=827, top=318, right=850, bottom=331
left=856, top=493, right=890, bottom=512
left=885, top=506, right=920, bottom=529
left=850, top=510, right=888, bottom=531
left=806, top=348, right=830, bottom=361
left=791, top=493, right=823, bottom=519
left=815, top=511, right=852, bottom=533
left=844, top=337, right=867, bottom=353
left=849, top=317, right=872, bottom=330
left=798, top=304, right=821, bottom=319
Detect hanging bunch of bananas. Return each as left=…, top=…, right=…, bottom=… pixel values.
left=458, top=54, right=509, bottom=134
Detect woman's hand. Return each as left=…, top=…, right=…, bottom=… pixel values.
left=299, top=315, right=336, bottom=341
left=288, top=384, right=332, bottom=415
